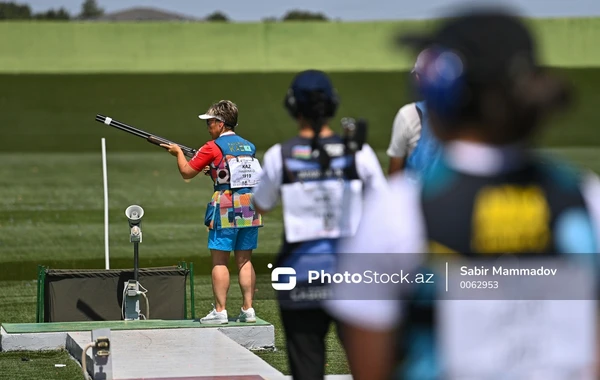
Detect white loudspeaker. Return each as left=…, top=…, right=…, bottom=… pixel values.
left=125, top=205, right=144, bottom=228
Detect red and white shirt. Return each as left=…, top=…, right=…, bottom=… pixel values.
left=188, top=132, right=236, bottom=181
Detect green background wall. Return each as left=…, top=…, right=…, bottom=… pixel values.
left=1, top=70, right=599, bottom=153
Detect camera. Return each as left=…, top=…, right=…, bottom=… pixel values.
left=341, top=117, right=368, bottom=154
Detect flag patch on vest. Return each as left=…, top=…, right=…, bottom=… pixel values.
left=292, top=145, right=312, bottom=159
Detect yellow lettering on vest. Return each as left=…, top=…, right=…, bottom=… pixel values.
left=471, top=185, right=550, bottom=253
left=428, top=241, right=461, bottom=266
left=227, top=142, right=245, bottom=152
left=429, top=241, right=459, bottom=255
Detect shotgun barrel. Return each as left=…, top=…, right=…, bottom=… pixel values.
left=95, top=115, right=197, bottom=158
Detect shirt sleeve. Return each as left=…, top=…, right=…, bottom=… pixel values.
left=386, top=104, right=421, bottom=158
left=252, top=144, right=283, bottom=211
left=325, top=174, right=428, bottom=330
left=188, top=141, right=217, bottom=172
left=355, top=143, right=388, bottom=193
left=386, top=106, right=410, bottom=158
left=581, top=171, right=600, bottom=250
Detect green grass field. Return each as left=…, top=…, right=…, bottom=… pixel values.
left=1, top=18, right=600, bottom=73
left=0, top=350, right=86, bottom=380
left=1, top=148, right=600, bottom=379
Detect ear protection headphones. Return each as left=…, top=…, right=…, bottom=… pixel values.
left=415, top=46, right=565, bottom=126
left=284, top=88, right=301, bottom=118
left=414, top=47, right=468, bottom=122
left=284, top=70, right=340, bottom=119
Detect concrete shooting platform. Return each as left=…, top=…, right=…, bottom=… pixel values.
left=67, top=328, right=283, bottom=379
left=0, top=318, right=288, bottom=380
left=1, top=319, right=354, bottom=380
left=1, top=318, right=275, bottom=352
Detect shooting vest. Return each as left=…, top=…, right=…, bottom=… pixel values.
left=405, top=101, right=443, bottom=180
left=204, top=134, right=263, bottom=230
left=394, top=154, right=598, bottom=380
left=275, top=135, right=363, bottom=309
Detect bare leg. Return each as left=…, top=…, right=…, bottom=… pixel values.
left=211, top=249, right=230, bottom=312
left=234, top=249, right=255, bottom=310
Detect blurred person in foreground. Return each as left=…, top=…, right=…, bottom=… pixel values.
left=161, top=100, right=263, bottom=324
left=252, top=70, right=387, bottom=380
left=326, top=7, right=600, bottom=380
left=386, top=53, right=443, bottom=177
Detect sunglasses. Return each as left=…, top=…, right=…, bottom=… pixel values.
left=206, top=117, right=225, bottom=126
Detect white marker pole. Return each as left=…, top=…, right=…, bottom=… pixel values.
left=101, top=138, right=110, bottom=270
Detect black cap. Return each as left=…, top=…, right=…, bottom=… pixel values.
left=398, top=7, right=539, bottom=85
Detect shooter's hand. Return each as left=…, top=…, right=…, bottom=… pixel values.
left=203, top=166, right=211, bottom=176
left=160, top=143, right=182, bottom=157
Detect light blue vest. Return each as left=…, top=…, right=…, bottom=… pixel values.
left=405, top=101, right=443, bottom=180
left=212, top=134, right=256, bottom=192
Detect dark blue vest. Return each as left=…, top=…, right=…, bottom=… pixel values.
left=275, top=135, right=360, bottom=309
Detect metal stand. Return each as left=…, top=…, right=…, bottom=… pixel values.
left=123, top=210, right=143, bottom=321
left=133, top=241, right=139, bottom=282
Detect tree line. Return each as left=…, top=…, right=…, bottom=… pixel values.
left=0, top=1, right=329, bottom=21
left=0, top=0, right=103, bottom=20
left=206, top=10, right=329, bottom=22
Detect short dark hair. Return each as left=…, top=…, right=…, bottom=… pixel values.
left=205, top=100, right=238, bottom=129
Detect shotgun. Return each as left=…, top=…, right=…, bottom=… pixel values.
left=95, top=114, right=198, bottom=158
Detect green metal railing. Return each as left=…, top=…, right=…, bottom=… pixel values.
left=36, top=265, right=46, bottom=323
left=178, top=261, right=196, bottom=320
left=189, top=262, right=195, bottom=320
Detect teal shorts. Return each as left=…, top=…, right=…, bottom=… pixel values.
left=208, top=227, right=259, bottom=251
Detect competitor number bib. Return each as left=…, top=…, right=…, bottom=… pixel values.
left=228, top=156, right=262, bottom=188
left=281, top=179, right=363, bottom=243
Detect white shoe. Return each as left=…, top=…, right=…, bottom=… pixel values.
left=200, top=304, right=228, bottom=324
left=236, top=307, right=256, bottom=323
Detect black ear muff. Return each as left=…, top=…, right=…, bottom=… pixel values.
left=284, top=88, right=298, bottom=118
left=328, top=89, right=340, bottom=118
left=284, top=86, right=339, bottom=119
